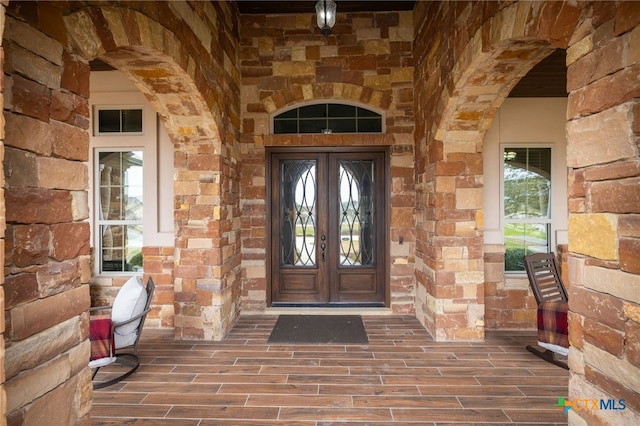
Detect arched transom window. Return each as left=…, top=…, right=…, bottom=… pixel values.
left=273, top=103, right=383, bottom=134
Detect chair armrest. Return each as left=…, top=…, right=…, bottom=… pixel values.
left=112, top=308, right=151, bottom=328
left=90, top=305, right=113, bottom=313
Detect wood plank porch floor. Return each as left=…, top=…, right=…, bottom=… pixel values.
left=92, top=315, right=569, bottom=425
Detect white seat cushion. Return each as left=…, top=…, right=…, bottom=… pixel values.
left=114, top=331, right=139, bottom=349
left=88, top=356, right=117, bottom=369
left=111, top=276, right=148, bottom=347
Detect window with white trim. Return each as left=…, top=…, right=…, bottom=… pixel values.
left=96, top=150, right=144, bottom=272
left=502, top=146, right=552, bottom=272
left=90, top=72, right=176, bottom=276
left=273, top=103, right=383, bottom=134
left=95, top=107, right=143, bottom=135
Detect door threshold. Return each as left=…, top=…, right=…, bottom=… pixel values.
left=264, top=307, right=394, bottom=316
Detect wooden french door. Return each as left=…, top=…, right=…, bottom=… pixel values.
left=268, top=148, right=388, bottom=306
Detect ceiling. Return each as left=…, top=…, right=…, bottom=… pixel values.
left=236, top=1, right=416, bottom=14
left=509, top=49, right=567, bottom=97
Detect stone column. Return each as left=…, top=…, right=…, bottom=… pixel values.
left=0, top=3, right=6, bottom=422
left=3, top=8, right=92, bottom=423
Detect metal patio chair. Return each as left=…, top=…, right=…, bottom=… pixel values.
left=89, top=276, right=155, bottom=389
left=523, top=252, right=569, bottom=369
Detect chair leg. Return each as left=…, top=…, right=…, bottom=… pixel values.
left=526, top=345, right=569, bottom=370
left=92, top=353, right=141, bottom=389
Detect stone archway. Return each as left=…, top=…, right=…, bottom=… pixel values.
left=413, top=1, right=581, bottom=341
left=63, top=5, right=242, bottom=341
left=259, top=82, right=394, bottom=149
left=422, top=40, right=558, bottom=342
left=260, top=82, right=393, bottom=116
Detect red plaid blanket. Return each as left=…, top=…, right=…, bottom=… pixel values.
left=537, top=301, right=569, bottom=349
left=90, top=316, right=115, bottom=361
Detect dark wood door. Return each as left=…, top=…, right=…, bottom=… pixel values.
left=269, top=149, right=387, bottom=306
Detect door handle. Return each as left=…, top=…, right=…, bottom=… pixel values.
left=320, top=235, right=326, bottom=262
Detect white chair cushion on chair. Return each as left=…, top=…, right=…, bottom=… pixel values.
left=88, top=356, right=117, bottom=369
left=112, top=276, right=148, bottom=348
left=114, top=328, right=139, bottom=349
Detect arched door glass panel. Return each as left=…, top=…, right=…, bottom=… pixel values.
left=280, top=160, right=317, bottom=267
left=338, top=160, right=375, bottom=267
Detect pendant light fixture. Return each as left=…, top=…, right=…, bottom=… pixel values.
left=315, top=0, right=337, bottom=37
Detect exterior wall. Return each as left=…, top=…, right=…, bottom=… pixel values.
left=414, top=1, right=508, bottom=341
left=60, top=2, right=243, bottom=342
left=239, top=10, right=416, bottom=313
left=0, top=0, right=638, bottom=424
left=564, top=3, right=640, bottom=423
left=2, top=3, right=93, bottom=423
left=89, top=248, right=175, bottom=330
left=0, top=2, right=5, bottom=422
left=412, top=0, right=580, bottom=341
left=414, top=1, right=640, bottom=424
left=484, top=245, right=569, bottom=330
left=2, top=1, right=242, bottom=422
left=139, top=247, right=175, bottom=328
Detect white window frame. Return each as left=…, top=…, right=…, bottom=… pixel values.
left=500, top=143, right=554, bottom=274
left=95, top=148, right=145, bottom=275
left=93, top=105, right=145, bottom=136
left=89, top=77, right=175, bottom=276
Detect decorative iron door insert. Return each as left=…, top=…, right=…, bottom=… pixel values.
left=269, top=149, right=387, bottom=306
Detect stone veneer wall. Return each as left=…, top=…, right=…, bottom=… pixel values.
left=0, top=2, right=6, bottom=422
left=140, top=246, right=175, bottom=328
left=484, top=245, right=569, bottom=330
left=239, top=10, right=417, bottom=313
left=3, top=2, right=93, bottom=423
left=89, top=246, right=175, bottom=329
left=59, top=1, right=243, bottom=342
left=0, top=0, right=638, bottom=424
left=2, top=0, right=241, bottom=422
left=483, top=245, right=536, bottom=330
left=564, top=2, right=640, bottom=423
left=414, top=1, right=640, bottom=424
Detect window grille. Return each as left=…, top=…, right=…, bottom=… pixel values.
left=273, top=103, right=382, bottom=134
left=503, top=147, right=552, bottom=272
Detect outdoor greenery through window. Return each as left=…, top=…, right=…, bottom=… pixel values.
left=97, top=151, right=144, bottom=273
left=273, top=103, right=382, bottom=134
left=503, top=147, right=551, bottom=272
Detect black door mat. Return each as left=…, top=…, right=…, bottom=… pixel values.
left=267, top=315, right=368, bottom=344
